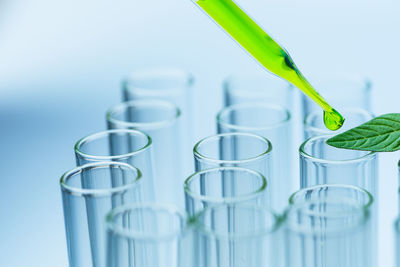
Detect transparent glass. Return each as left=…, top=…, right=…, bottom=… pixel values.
left=122, top=68, right=194, bottom=110
left=184, top=167, right=268, bottom=216
left=285, top=184, right=374, bottom=267
left=304, top=108, right=374, bottom=139
left=106, top=99, right=184, bottom=206
left=122, top=68, right=195, bottom=168
left=301, top=73, right=372, bottom=118
left=299, top=135, right=378, bottom=197
left=75, top=129, right=155, bottom=201
left=192, top=204, right=284, bottom=267
left=395, top=218, right=400, bottom=267
left=193, top=132, right=275, bottom=207
left=216, top=103, right=292, bottom=212
left=60, top=162, right=143, bottom=267
left=223, top=73, right=293, bottom=110
left=106, top=203, right=193, bottom=267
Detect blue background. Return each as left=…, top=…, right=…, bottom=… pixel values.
left=0, top=0, right=399, bottom=266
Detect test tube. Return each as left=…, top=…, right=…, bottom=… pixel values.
left=223, top=73, right=293, bottom=110
left=303, top=108, right=374, bottom=140
left=106, top=99, right=184, bottom=206
left=184, top=167, right=268, bottom=216
left=192, top=204, right=284, bottom=267
left=74, top=129, right=156, bottom=201
left=106, top=203, right=193, bottom=267
left=299, top=135, right=378, bottom=197
left=302, top=74, right=372, bottom=118
left=193, top=132, right=274, bottom=207
left=122, top=68, right=194, bottom=112
left=285, top=184, right=374, bottom=267
left=60, top=162, right=143, bottom=267
left=299, top=135, right=378, bottom=267
left=216, top=103, right=293, bottom=212
left=122, top=68, right=195, bottom=167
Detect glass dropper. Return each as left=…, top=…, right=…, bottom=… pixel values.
left=191, top=0, right=344, bottom=130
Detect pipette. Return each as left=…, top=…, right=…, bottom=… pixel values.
left=192, top=0, right=344, bottom=130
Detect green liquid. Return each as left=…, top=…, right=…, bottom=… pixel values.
left=195, top=0, right=344, bottom=130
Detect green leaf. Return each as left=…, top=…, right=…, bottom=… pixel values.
left=326, top=113, right=400, bottom=152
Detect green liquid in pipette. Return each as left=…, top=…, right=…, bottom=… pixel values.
left=195, top=0, right=344, bottom=130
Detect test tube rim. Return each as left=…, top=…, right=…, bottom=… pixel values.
left=122, top=68, right=194, bottom=97
left=191, top=204, right=282, bottom=240
left=106, top=99, right=181, bottom=130
left=288, top=184, right=373, bottom=208
left=74, top=129, right=152, bottom=161
left=60, top=161, right=142, bottom=197
left=193, top=132, right=272, bottom=165
left=216, top=102, right=291, bottom=131
left=184, top=166, right=267, bottom=204
left=286, top=184, right=373, bottom=236
left=223, top=73, right=294, bottom=96
left=299, top=134, right=376, bottom=164
left=106, top=202, right=189, bottom=241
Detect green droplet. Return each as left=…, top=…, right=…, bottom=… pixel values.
left=323, top=109, right=345, bottom=131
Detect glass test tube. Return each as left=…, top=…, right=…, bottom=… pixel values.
left=106, top=99, right=183, bottom=206
left=60, top=162, right=143, bottom=267
left=122, top=68, right=195, bottom=169
left=304, top=108, right=374, bottom=140
left=184, top=167, right=268, bottom=216
left=302, top=74, right=372, bottom=118
left=75, top=129, right=155, bottom=201
left=285, top=184, right=374, bottom=267
left=223, top=73, right=293, bottom=110
left=193, top=132, right=274, bottom=207
left=106, top=203, right=193, bottom=267
left=192, top=204, right=284, bottom=267
left=299, top=134, right=378, bottom=263
left=299, top=134, right=378, bottom=197
left=216, top=103, right=292, bottom=212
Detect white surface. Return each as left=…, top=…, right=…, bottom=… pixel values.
left=0, top=0, right=399, bottom=266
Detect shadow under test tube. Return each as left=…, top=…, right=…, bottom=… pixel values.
left=122, top=68, right=195, bottom=170
left=193, top=132, right=273, bottom=207
left=106, top=99, right=183, bottom=206
left=217, top=103, right=292, bottom=212
left=223, top=73, right=293, bottom=111
left=184, top=167, right=268, bottom=217
left=285, top=184, right=374, bottom=267
left=303, top=108, right=374, bottom=140
left=192, top=204, right=284, bottom=267
left=106, top=203, right=193, bottom=267
left=75, top=129, right=156, bottom=201
left=60, top=162, right=143, bottom=267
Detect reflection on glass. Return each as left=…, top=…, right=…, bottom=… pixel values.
left=75, top=129, right=155, bottom=201
left=106, top=203, right=193, bottom=267
left=216, top=103, right=292, bottom=212
left=192, top=204, right=284, bottom=267
left=299, top=135, right=378, bottom=197
left=285, top=184, right=374, bottom=267
left=60, top=162, right=143, bottom=267
left=122, top=68, right=195, bottom=167
left=106, top=99, right=184, bottom=206
left=223, top=73, right=293, bottom=110
left=184, top=167, right=268, bottom=216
